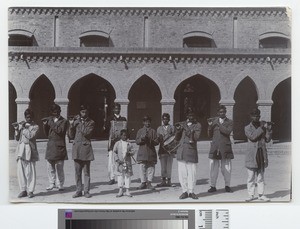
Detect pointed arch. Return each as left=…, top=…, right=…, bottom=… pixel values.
left=128, top=69, right=168, bottom=99
left=271, top=77, right=291, bottom=142
left=266, top=74, right=291, bottom=100
left=29, top=74, right=56, bottom=139
left=233, top=76, right=258, bottom=140
left=170, top=70, right=225, bottom=101
left=229, top=74, right=259, bottom=100
left=128, top=75, right=162, bottom=138
left=68, top=73, right=116, bottom=139
left=62, top=67, right=120, bottom=99
left=173, top=74, right=221, bottom=140
left=9, top=81, right=17, bottom=139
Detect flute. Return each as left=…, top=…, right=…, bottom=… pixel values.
left=41, top=116, right=53, bottom=122
left=207, top=117, right=218, bottom=124
left=11, top=121, right=26, bottom=127
left=68, top=115, right=80, bottom=121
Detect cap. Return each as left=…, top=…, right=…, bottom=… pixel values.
left=79, top=104, right=89, bottom=111
left=114, top=103, right=121, bottom=109
left=50, top=103, right=61, bottom=112
left=250, top=108, right=261, bottom=116
left=218, top=105, right=227, bottom=111
left=143, top=115, right=152, bottom=122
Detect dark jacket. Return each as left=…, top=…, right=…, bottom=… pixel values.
left=176, top=121, right=201, bottom=163
left=136, top=126, right=159, bottom=163
left=68, top=117, right=95, bottom=161
left=106, top=114, right=127, bottom=151
left=244, top=122, right=272, bottom=169
left=43, top=116, right=68, bottom=161
left=208, top=117, right=233, bottom=160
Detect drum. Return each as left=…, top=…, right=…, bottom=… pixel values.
left=162, top=135, right=180, bottom=154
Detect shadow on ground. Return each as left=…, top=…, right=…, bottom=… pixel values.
left=266, top=190, right=291, bottom=199
left=196, top=184, right=247, bottom=198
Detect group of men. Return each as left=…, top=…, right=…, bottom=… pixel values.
left=13, top=103, right=272, bottom=202
left=14, top=104, right=95, bottom=199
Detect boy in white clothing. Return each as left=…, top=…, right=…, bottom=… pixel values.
left=113, top=129, right=135, bottom=197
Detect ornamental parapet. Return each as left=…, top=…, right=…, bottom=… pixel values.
left=8, top=47, right=291, bottom=65
left=8, top=7, right=289, bottom=18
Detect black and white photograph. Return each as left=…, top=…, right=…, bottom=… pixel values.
left=8, top=6, right=291, bottom=203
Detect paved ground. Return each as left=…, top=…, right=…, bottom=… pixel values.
left=9, top=140, right=291, bottom=203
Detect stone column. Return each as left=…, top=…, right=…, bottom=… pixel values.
left=114, top=98, right=129, bottom=119
left=15, top=97, right=30, bottom=122
left=219, top=99, right=235, bottom=120
left=161, top=98, right=175, bottom=125
left=54, top=98, right=69, bottom=119
left=257, top=100, right=273, bottom=122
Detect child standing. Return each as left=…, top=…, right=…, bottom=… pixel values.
left=136, top=116, right=159, bottom=190
left=113, top=129, right=135, bottom=197
left=156, top=113, right=175, bottom=187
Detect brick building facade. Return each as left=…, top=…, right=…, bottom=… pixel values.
left=8, top=7, right=291, bottom=141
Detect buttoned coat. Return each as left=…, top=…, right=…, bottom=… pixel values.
left=43, top=116, right=68, bottom=161
left=106, top=114, right=127, bottom=151
left=15, top=122, right=39, bottom=162
left=244, top=122, right=272, bottom=169
left=208, top=117, right=234, bottom=159
left=136, top=126, right=159, bottom=163
left=176, top=121, right=201, bottom=163
left=68, top=117, right=95, bottom=161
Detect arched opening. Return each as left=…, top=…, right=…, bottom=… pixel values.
left=183, top=36, right=216, bottom=48
left=259, top=37, right=290, bottom=48
left=233, top=77, right=258, bottom=140
left=9, top=82, right=17, bottom=140
left=79, top=30, right=112, bottom=47
left=183, top=31, right=216, bottom=48
left=29, top=75, right=55, bottom=139
left=174, top=75, right=220, bottom=140
left=271, top=78, right=291, bottom=142
left=128, top=75, right=162, bottom=139
left=8, top=30, right=37, bottom=46
left=8, top=34, right=33, bottom=46
left=68, top=74, right=116, bottom=139
left=80, top=35, right=110, bottom=47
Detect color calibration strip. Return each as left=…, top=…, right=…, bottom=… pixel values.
left=197, top=209, right=229, bottom=229
left=66, top=219, right=188, bottom=229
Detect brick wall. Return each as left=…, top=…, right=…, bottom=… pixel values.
left=8, top=8, right=291, bottom=140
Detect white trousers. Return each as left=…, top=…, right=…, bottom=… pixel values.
left=247, top=168, right=265, bottom=196
left=117, top=174, right=131, bottom=189
left=178, top=160, right=197, bottom=193
left=209, top=159, right=232, bottom=187
left=47, top=160, right=65, bottom=187
left=108, top=150, right=115, bottom=180
left=17, top=158, right=36, bottom=193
